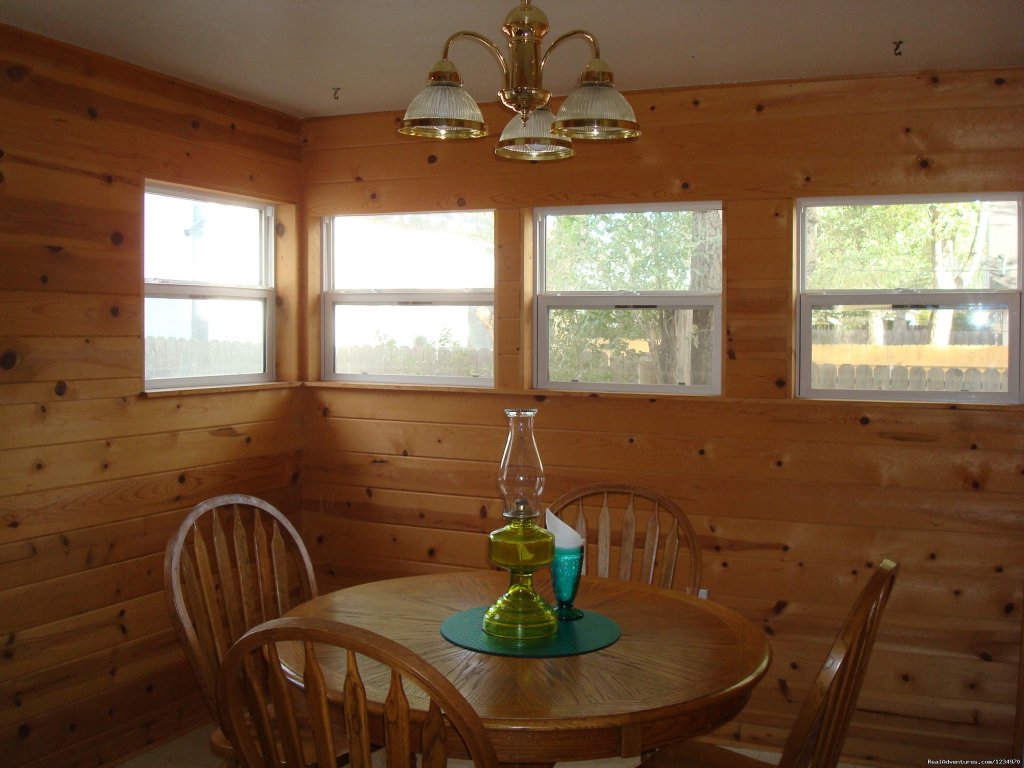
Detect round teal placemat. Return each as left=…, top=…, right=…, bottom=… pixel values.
left=440, top=607, right=620, bottom=658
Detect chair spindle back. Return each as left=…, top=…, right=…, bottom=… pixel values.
left=549, top=483, right=702, bottom=594
left=164, top=494, right=318, bottom=720
left=217, top=616, right=499, bottom=768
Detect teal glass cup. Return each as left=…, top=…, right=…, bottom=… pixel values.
left=551, top=545, right=584, bottom=621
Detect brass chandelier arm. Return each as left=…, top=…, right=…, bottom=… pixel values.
left=442, top=31, right=509, bottom=80
left=540, top=29, right=600, bottom=74
left=398, top=2, right=639, bottom=158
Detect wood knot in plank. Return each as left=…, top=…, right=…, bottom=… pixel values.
left=776, top=678, right=791, bottom=702
left=6, top=65, right=29, bottom=82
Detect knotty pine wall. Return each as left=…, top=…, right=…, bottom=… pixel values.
left=1, top=19, right=1023, bottom=768
left=300, top=69, right=1024, bottom=766
left=0, top=25, right=304, bottom=767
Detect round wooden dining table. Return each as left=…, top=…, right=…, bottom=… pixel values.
left=284, top=569, right=770, bottom=768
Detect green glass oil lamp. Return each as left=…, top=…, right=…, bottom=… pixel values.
left=482, top=408, right=557, bottom=640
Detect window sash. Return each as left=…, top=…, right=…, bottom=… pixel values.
left=144, top=184, right=275, bottom=289
left=535, top=294, right=722, bottom=395
left=321, top=217, right=495, bottom=387
left=797, top=193, right=1023, bottom=403
left=143, top=184, right=275, bottom=390
left=534, top=203, right=723, bottom=395
left=327, top=291, right=495, bottom=304
left=143, top=294, right=273, bottom=389
left=324, top=212, right=494, bottom=292
left=144, top=283, right=274, bottom=300
left=536, top=201, right=723, bottom=294
left=798, top=193, right=1021, bottom=292
left=797, top=291, right=1021, bottom=403
left=322, top=296, right=495, bottom=386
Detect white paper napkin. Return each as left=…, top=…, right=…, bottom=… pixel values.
left=545, top=508, right=584, bottom=549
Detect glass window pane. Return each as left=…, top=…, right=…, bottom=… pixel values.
left=331, top=212, right=494, bottom=290
left=804, top=199, right=1019, bottom=291
left=547, top=307, right=715, bottom=386
left=809, top=304, right=1010, bottom=393
left=145, top=297, right=266, bottom=379
left=144, top=192, right=264, bottom=286
left=333, top=305, right=493, bottom=378
left=544, top=209, right=722, bottom=292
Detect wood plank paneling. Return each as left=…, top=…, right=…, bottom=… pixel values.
left=1, top=659, right=202, bottom=765
left=0, top=25, right=299, bottom=139
left=0, top=24, right=303, bottom=768
left=0, top=628, right=185, bottom=728
left=18, top=693, right=210, bottom=768
left=0, top=244, right=141, bottom=296
left=3, top=18, right=1024, bottom=767
left=0, top=509, right=183, bottom=589
left=3, top=419, right=300, bottom=495
left=1, top=386, right=299, bottom=450
left=300, top=383, right=1024, bottom=762
left=0, top=336, right=141, bottom=382
left=300, top=72, right=1023, bottom=151
left=301, top=64, right=1024, bottom=768
left=0, top=454, right=300, bottom=545
left=0, top=291, right=140, bottom=337
left=3, top=592, right=173, bottom=680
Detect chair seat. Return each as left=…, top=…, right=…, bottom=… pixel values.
left=643, top=739, right=771, bottom=768
left=208, top=712, right=351, bottom=767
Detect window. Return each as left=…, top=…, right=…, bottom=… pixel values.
left=798, top=194, right=1022, bottom=403
left=535, top=203, right=723, bottom=395
left=322, top=212, right=495, bottom=386
left=144, top=184, right=275, bottom=390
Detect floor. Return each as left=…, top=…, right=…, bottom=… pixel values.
left=116, top=722, right=791, bottom=768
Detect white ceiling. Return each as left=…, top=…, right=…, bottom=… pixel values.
left=0, top=0, right=1022, bottom=119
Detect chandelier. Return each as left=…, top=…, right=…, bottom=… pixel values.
left=398, top=1, right=640, bottom=162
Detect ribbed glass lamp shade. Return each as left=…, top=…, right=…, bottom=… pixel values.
left=552, top=82, right=641, bottom=140
left=399, top=82, right=488, bottom=139
left=495, top=108, right=573, bottom=161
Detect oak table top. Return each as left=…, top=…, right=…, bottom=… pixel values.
left=284, top=570, right=771, bottom=768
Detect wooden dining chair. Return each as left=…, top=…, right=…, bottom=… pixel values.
left=217, top=615, right=500, bottom=768
left=163, top=493, right=341, bottom=766
left=549, top=483, right=703, bottom=594
left=641, top=558, right=900, bottom=768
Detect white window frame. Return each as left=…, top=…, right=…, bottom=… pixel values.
left=534, top=202, right=723, bottom=396
left=143, top=183, right=275, bottom=390
left=797, top=193, right=1023, bottom=404
left=321, top=214, right=495, bottom=387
